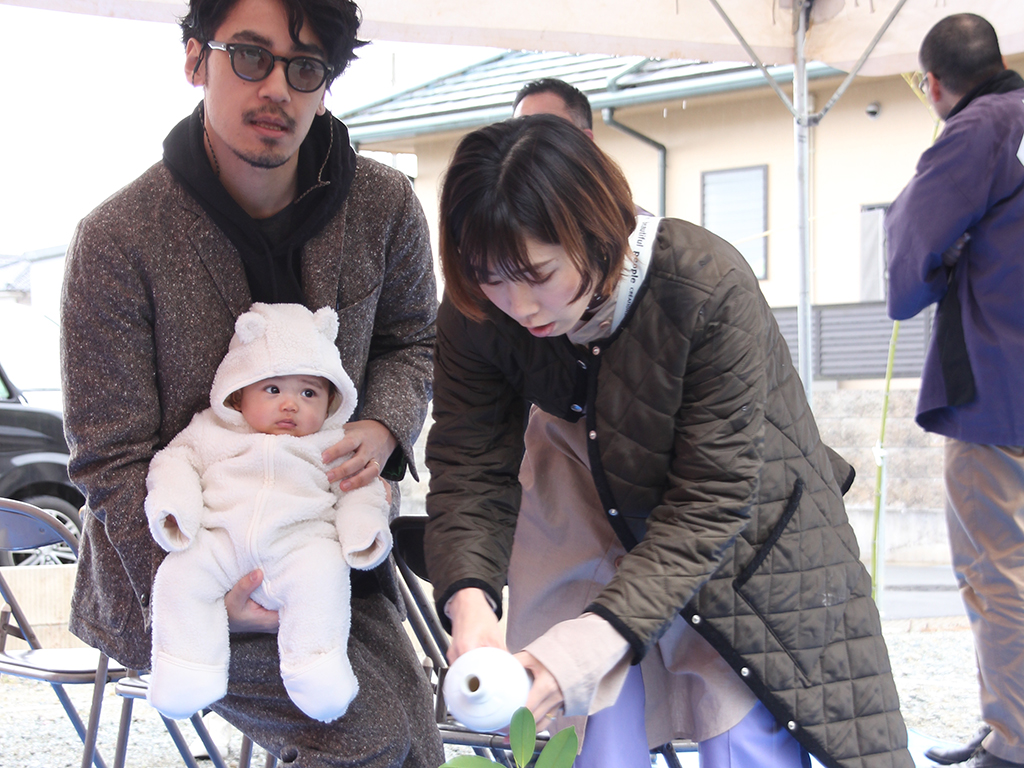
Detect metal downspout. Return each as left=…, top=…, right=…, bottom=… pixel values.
left=604, top=58, right=667, bottom=216
left=601, top=108, right=667, bottom=216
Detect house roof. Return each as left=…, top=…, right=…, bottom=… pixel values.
left=339, top=49, right=842, bottom=145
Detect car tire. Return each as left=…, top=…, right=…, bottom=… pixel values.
left=0, top=494, right=83, bottom=567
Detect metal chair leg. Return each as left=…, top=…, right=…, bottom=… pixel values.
left=188, top=712, right=231, bottom=768
left=50, top=682, right=108, bottom=768
left=238, top=734, right=253, bottom=768
left=112, top=696, right=134, bottom=768
left=159, top=714, right=203, bottom=768
left=80, top=653, right=109, bottom=768
left=659, top=741, right=686, bottom=768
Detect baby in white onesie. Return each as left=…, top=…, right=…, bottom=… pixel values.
left=145, top=303, right=390, bottom=723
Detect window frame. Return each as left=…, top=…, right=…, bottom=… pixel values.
left=700, top=164, right=769, bottom=280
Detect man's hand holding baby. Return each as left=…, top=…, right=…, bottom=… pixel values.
left=322, top=418, right=396, bottom=499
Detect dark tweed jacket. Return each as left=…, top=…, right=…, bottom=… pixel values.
left=62, top=156, right=436, bottom=670
left=425, top=218, right=910, bottom=768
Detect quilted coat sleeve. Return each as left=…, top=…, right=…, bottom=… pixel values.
left=588, top=266, right=768, bottom=661
left=423, top=297, right=528, bottom=621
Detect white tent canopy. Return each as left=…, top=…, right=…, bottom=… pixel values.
left=6, top=0, right=1024, bottom=397
left=360, top=0, right=1024, bottom=77
left=6, top=0, right=1024, bottom=77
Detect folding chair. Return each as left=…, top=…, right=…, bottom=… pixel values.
left=0, top=497, right=128, bottom=768
left=391, top=515, right=520, bottom=766
left=389, top=515, right=694, bottom=768
left=111, top=673, right=276, bottom=768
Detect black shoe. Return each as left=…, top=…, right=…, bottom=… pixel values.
left=966, top=748, right=1024, bottom=768
left=926, top=725, right=992, bottom=765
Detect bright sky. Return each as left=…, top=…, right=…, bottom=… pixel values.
left=0, top=4, right=498, bottom=258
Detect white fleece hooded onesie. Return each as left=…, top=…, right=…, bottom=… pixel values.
left=145, top=303, right=391, bottom=723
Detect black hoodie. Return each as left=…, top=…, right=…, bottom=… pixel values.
left=162, top=103, right=357, bottom=304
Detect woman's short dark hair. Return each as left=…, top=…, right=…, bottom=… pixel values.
left=439, top=115, right=636, bottom=321
left=180, top=0, right=366, bottom=87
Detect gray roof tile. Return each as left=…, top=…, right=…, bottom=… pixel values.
left=340, top=50, right=840, bottom=144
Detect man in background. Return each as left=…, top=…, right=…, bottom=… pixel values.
left=512, top=77, right=595, bottom=138
left=886, top=13, right=1024, bottom=768
left=513, top=77, right=654, bottom=216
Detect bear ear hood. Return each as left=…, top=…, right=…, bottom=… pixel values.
left=210, top=303, right=358, bottom=429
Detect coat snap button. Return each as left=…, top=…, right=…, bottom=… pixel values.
left=589, top=430, right=597, bottom=440
left=690, top=614, right=701, bottom=625
left=608, top=508, right=618, bottom=516
left=592, top=346, right=601, bottom=355
left=577, top=360, right=587, bottom=369
left=787, top=721, right=797, bottom=732
left=740, top=667, right=750, bottom=677
left=571, top=404, right=583, bottom=413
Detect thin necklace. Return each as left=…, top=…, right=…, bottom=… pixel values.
left=201, top=106, right=221, bottom=178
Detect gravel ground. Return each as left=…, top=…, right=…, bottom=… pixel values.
left=0, top=619, right=982, bottom=768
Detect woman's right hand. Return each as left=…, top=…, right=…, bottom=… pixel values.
left=445, top=587, right=505, bottom=663
left=225, top=570, right=280, bottom=633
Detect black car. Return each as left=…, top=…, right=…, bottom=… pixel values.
left=0, top=361, right=84, bottom=566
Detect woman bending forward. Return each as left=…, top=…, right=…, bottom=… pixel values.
left=424, top=114, right=911, bottom=768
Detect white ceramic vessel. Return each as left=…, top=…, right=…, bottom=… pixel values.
left=443, top=647, right=531, bottom=732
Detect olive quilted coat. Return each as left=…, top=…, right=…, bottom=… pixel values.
left=425, top=218, right=911, bottom=768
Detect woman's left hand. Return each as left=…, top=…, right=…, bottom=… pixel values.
left=323, top=419, right=397, bottom=492
left=514, top=651, right=565, bottom=730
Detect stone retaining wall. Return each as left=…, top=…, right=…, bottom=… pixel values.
left=814, top=388, right=948, bottom=565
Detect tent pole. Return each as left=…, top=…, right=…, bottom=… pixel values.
left=707, top=0, right=797, bottom=117
left=795, top=0, right=814, bottom=406
left=709, top=0, right=916, bottom=407
left=815, top=0, right=911, bottom=121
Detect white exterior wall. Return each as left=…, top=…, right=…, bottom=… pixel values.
left=366, top=52, right=1024, bottom=309
left=593, top=87, right=801, bottom=307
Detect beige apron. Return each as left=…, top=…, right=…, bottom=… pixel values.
left=507, top=406, right=757, bottom=747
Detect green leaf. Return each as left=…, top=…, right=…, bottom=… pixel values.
left=534, top=725, right=579, bottom=768
left=509, top=707, right=537, bottom=768
left=440, top=756, right=500, bottom=768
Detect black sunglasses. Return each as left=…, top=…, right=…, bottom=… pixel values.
left=206, top=41, right=333, bottom=93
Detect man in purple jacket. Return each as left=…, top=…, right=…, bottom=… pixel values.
left=886, top=13, right=1024, bottom=768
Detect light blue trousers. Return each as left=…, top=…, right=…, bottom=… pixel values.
left=574, top=665, right=810, bottom=768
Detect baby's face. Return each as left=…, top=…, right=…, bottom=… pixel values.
left=237, top=375, right=331, bottom=437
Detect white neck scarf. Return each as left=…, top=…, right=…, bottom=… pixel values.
left=611, top=216, right=661, bottom=333
left=568, top=216, right=662, bottom=345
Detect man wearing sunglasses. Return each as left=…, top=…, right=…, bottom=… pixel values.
left=887, top=13, right=1024, bottom=768
left=60, top=0, right=443, bottom=765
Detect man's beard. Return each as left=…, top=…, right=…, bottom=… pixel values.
left=234, top=107, right=298, bottom=169
left=232, top=143, right=290, bottom=170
